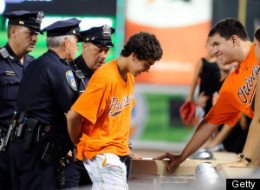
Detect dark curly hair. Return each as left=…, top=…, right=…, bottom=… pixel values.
left=208, top=18, right=249, bottom=41
left=255, top=28, right=260, bottom=42
left=121, top=32, right=163, bottom=61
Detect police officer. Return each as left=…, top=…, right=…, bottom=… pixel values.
left=8, top=18, right=80, bottom=190
left=64, top=25, right=115, bottom=189
left=71, top=25, right=115, bottom=92
left=0, top=10, right=44, bottom=189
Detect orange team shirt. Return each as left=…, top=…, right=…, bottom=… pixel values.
left=205, top=44, right=259, bottom=126
left=71, top=60, right=136, bottom=160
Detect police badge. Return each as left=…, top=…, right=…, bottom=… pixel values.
left=102, top=25, right=111, bottom=38
left=36, top=11, right=44, bottom=23
left=66, top=70, right=77, bottom=91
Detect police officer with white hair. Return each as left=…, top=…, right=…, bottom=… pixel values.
left=0, top=10, right=44, bottom=189
left=8, top=18, right=81, bottom=189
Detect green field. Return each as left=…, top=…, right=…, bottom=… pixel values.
left=140, top=93, right=193, bottom=142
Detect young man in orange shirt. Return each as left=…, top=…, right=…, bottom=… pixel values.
left=242, top=28, right=260, bottom=167
left=67, top=32, right=163, bottom=188
left=156, top=18, right=259, bottom=170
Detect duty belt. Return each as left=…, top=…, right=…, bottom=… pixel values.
left=0, top=112, right=18, bottom=151
left=12, top=118, right=51, bottom=144
left=6, top=111, right=51, bottom=152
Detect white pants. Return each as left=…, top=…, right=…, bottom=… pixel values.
left=83, top=153, right=128, bottom=190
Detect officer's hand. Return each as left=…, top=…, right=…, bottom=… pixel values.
left=153, top=152, right=183, bottom=171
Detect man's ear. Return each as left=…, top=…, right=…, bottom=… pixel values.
left=231, top=35, right=240, bottom=47
left=132, top=52, right=137, bottom=61
left=9, top=26, right=16, bottom=38
left=64, top=37, right=71, bottom=49
left=82, top=42, right=87, bottom=49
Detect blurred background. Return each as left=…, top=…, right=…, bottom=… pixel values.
left=0, top=0, right=260, bottom=150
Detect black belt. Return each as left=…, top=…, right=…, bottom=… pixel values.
left=119, top=155, right=132, bottom=179
left=13, top=120, right=51, bottom=142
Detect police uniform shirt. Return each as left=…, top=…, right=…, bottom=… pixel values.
left=70, top=55, right=94, bottom=92
left=17, top=50, right=78, bottom=128
left=0, top=43, right=33, bottom=127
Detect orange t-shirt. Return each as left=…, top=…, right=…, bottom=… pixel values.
left=71, top=60, right=135, bottom=160
left=205, top=44, right=259, bottom=126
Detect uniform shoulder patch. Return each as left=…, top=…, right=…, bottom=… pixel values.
left=66, top=70, right=77, bottom=91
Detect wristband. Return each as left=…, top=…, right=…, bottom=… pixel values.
left=128, top=142, right=132, bottom=150
left=239, top=153, right=252, bottom=163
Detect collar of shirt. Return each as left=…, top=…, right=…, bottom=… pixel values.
left=5, top=43, right=17, bottom=59
left=47, top=49, right=70, bottom=66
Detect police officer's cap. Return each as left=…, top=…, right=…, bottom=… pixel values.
left=43, top=18, right=81, bottom=38
left=3, top=10, right=44, bottom=33
left=80, top=25, right=115, bottom=47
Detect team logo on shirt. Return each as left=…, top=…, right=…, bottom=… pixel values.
left=66, top=70, right=77, bottom=91
left=237, top=66, right=260, bottom=104
left=108, top=93, right=135, bottom=117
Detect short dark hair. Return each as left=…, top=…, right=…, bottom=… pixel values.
left=255, top=28, right=260, bottom=42
left=121, top=32, right=163, bottom=61
left=208, top=18, right=249, bottom=41
left=7, top=25, right=21, bottom=39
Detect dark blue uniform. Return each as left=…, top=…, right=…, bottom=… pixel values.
left=0, top=44, right=33, bottom=190
left=0, top=44, right=33, bottom=127
left=9, top=50, right=78, bottom=190
left=0, top=10, right=44, bottom=190
left=8, top=18, right=80, bottom=190
left=70, top=55, right=93, bottom=92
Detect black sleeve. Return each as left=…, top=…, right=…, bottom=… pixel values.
left=47, top=65, right=78, bottom=113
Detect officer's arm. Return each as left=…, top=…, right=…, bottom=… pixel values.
left=67, top=109, right=83, bottom=145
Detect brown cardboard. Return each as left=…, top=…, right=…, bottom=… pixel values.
left=131, top=152, right=245, bottom=177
